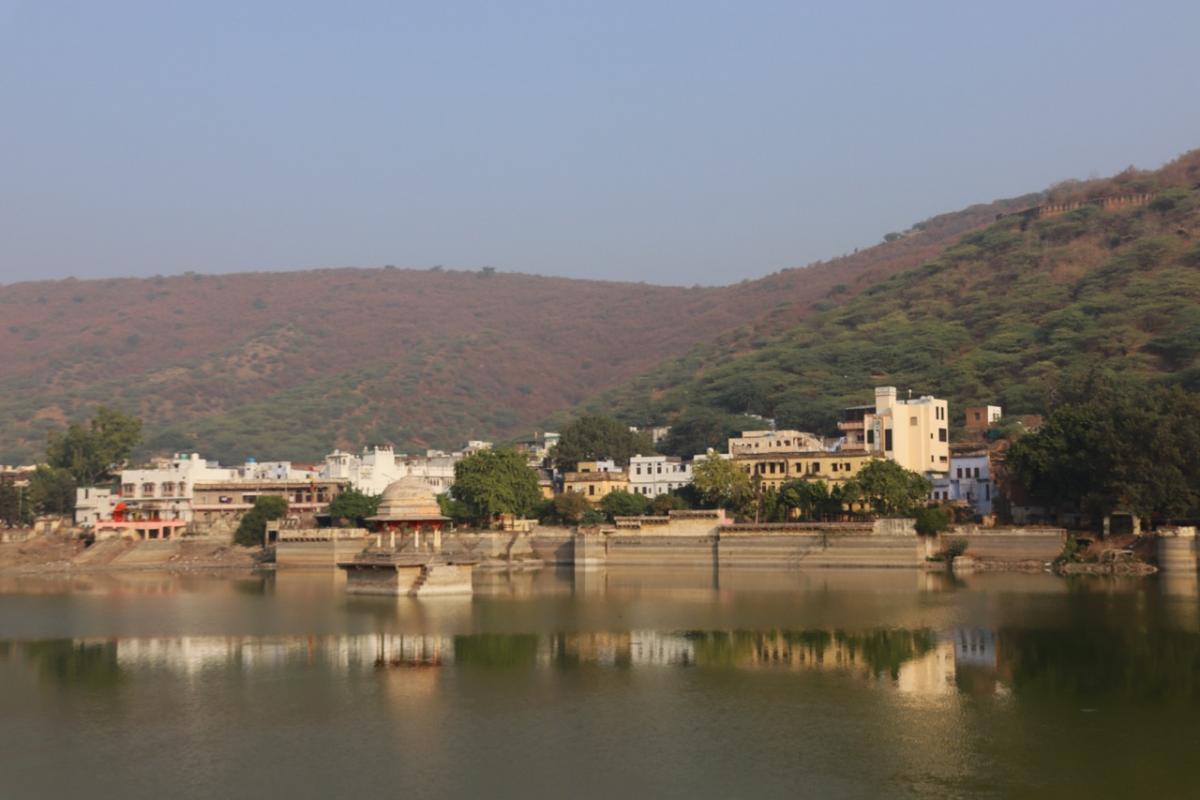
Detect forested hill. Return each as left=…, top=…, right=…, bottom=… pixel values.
left=0, top=187, right=1032, bottom=465
left=594, top=151, right=1200, bottom=437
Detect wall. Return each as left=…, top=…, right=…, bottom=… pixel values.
left=944, top=526, right=1066, bottom=562
left=275, top=534, right=369, bottom=568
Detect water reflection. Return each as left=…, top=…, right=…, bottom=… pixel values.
left=7, top=623, right=1198, bottom=704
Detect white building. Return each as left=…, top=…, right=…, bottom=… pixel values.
left=74, top=486, right=119, bottom=528
left=320, top=445, right=465, bottom=496
left=930, top=450, right=994, bottom=516
left=320, top=446, right=406, bottom=496
left=115, top=453, right=239, bottom=524
left=628, top=455, right=693, bottom=497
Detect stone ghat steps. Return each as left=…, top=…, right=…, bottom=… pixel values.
left=108, top=540, right=181, bottom=566
left=73, top=538, right=136, bottom=565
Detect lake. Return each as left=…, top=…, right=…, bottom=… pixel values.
left=1, top=566, right=1198, bottom=799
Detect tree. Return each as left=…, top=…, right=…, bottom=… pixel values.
left=26, top=467, right=76, bottom=516
left=550, top=491, right=592, bottom=524
left=46, top=407, right=142, bottom=486
left=553, top=415, right=655, bottom=471
left=650, top=492, right=689, bottom=515
left=851, top=459, right=932, bottom=516
left=779, top=479, right=831, bottom=521
left=1006, top=380, right=1200, bottom=521
left=452, top=448, right=542, bottom=523
left=0, top=481, right=32, bottom=527
left=914, top=506, right=950, bottom=536
left=327, top=489, right=379, bottom=527
left=657, top=409, right=762, bottom=458
left=599, top=490, right=650, bottom=520
left=691, top=453, right=752, bottom=510
left=234, top=496, right=288, bottom=547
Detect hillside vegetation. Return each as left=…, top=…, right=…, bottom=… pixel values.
left=597, top=151, right=1200, bottom=434
left=0, top=191, right=1029, bottom=464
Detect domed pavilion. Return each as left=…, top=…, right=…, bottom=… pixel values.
left=367, top=476, right=450, bottom=551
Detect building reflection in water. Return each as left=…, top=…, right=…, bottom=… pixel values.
left=15, top=621, right=1200, bottom=704
left=9, top=626, right=1010, bottom=698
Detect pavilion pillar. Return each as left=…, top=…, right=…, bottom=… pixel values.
left=433, top=525, right=442, bottom=553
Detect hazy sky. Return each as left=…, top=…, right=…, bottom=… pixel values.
left=2, top=1, right=1198, bottom=287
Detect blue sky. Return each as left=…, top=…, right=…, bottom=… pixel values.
left=1, top=0, right=1197, bottom=286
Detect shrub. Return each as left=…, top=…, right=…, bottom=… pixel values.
left=915, top=506, right=951, bottom=536
left=944, top=538, right=968, bottom=559
left=234, top=496, right=288, bottom=547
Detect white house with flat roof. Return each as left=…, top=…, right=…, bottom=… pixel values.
left=628, top=455, right=693, bottom=497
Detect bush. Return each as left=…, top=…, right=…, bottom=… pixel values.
left=944, top=538, right=968, bottom=558
left=234, top=496, right=288, bottom=547
left=599, top=490, right=650, bottom=520
left=914, top=506, right=950, bottom=536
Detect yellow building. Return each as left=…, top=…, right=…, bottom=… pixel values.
left=563, top=470, right=630, bottom=503
left=838, top=386, right=949, bottom=476
left=732, top=450, right=877, bottom=492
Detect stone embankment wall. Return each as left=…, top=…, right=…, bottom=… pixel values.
left=1157, top=528, right=1197, bottom=574
left=530, top=527, right=574, bottom=564
left=945, top=526, right=1066, bottom=562
left=718, top=528, right=922, bottom=569
left=275, top=534, right=369, bottom=568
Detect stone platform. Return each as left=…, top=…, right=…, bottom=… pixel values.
left=338, top=553, right=476, bottom=597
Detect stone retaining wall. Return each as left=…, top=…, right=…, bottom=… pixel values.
left=944, top=527, right=1066, bottom=562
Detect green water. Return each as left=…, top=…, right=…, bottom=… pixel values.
left=1, top=567, right=1198, bottom=799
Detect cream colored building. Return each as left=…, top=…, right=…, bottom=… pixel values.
left=839, top=387, right=949, bottom=476
left=728, top=430, right=825, bottom=457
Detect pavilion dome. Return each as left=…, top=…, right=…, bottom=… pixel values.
left=371, top=476, right=447, bottom=521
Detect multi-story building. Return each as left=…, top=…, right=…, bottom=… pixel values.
left=320, top=444, right=475, bottom=496
left=728, top=430, right=825, bottom=457
left=931, top=448, right=994, bottom=516
left=839, top=387, right=949, bottom=477
left=321, top=446, right=405, bottom=496
left=563, top=467, right=629, bottom=504
left=628, top=455, right=693, bottom=497
left=191, top=476, right=346, bottom=535
left=733, top=450, right=877, bottom=492
left=79, top=452, right=346, bottom=539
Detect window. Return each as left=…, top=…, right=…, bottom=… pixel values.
left=866, top=430, right=875, bottom=445
left=812, top=463, right=821, bottom=473
left=973, top=467, right=981, bottom=478
left=588, top=485, right=595, bottom=496
left=957, top=468, right=963, bottom=479
left=910, top=416, right=918, bottom=426
left=844, top=463, right=851, bottom=471
left=938, top=428, right=948, bottom=442
left=832, top=463, right=839, bottom=472
left=884, top=430, right=893, bottom=450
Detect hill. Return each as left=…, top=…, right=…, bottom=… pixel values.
left=0, top=184, right=1033, bottom=464
left=593, top=151, right=1200, bottom=438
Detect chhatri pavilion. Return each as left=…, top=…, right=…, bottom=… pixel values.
left=366, top=475, right=450, bottom=551
left=340, top=476, right=474, bottom=597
